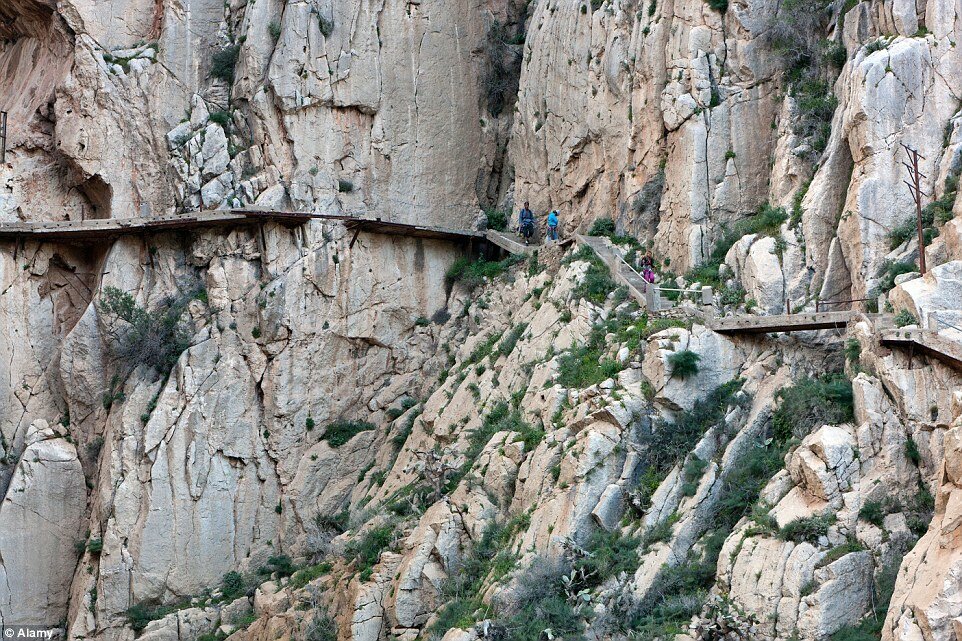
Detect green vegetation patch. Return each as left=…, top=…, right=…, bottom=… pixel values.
left=322, top=420, right=375, bottom=447
left=771, top=373, right=854, bottom=444
left=345, top=525, right=396, bottom=576
left=99, top=285, right=205, bottom=378
left=685, top=204, right=787, bottom=287
left=431, top=516, right=528, bottom=636
left=446, top=255, right=523, bottom=291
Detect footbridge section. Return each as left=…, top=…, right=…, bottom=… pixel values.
left=0, top=210, right=485, bottom=244
left=709, top=311, right=861, bottom=335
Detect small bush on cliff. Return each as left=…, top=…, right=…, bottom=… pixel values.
left=221, top=571, right=247, bottom=599
left=210, top=44, right=240, bottom=83
left=895, top=309, right=918, bottom=327
left=771, top=373, right=853, bottom=443
left=779, top=513, right=835, bottom=544
left=481, top=20, right=524, bottom=117
left=315, top=12, right=334, bottom=37
left=484, top=208, right=509, bottom=231
left=769, top=0, right=843, bottom=156
left=322, top=420, right=375, bottom=447
left=588, top=217, right=617, bottom=237
left=99, top=285, right=202, bottom=378
left=305, top=615, right=337, bottom=641
left=445, top=255, right=522, bottom=291
left=345, top=524, right=396, bottom=576
left=858, top=500, right=887, bottom=527
left=630, top=380, right=744, bottom=512
left=668, top=349, right=701, bottom=379
left=556, top=318, right=624, bottom=388
left=566, top=245, right=618, bottom=303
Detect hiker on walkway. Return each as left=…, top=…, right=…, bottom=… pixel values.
left=546, top=210, right=559, bottom=241
left=518, top=202, right=535, bottom=245
left=640, top=251, right=655, bottom=284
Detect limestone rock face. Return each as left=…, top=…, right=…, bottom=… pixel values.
left=0, top=420, right=86, bottom=625
left=2, top=0, right=962, bottom=638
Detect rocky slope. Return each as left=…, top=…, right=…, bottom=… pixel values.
left=1, top=0, right=962, bottom=639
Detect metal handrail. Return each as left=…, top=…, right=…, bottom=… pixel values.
left=815, top=297, right=872, bottom=312
left=935, top=316, right=962, bottom=333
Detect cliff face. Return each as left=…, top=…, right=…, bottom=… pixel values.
left=2, top=0, right=962, bottom=639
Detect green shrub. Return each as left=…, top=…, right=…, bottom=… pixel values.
left=588, top=217, right=617, bottom=237
left=874, top=260, right=916, bottom=296
left=512, top=421, right=545, bottom=451
left=556, top=346, right=621, bottom=389
left=779, top=513, right=835, bottom=544
left=858, top=500, right=886, bottom=527
left=211, top=45, right=240, bottom=83
left=575, top=529, right=641, bottom=586
left=705, top=0, right=727, bottom=10
left=845, top=338, right=861, bottom=363
left=498, top=322, right=528, bottom=357
left=126, top=602, right=183, bottom=632
left=772, top=374, right=854, bottom=444
left=568, top=246, right=618, bottom=303
left=337, top=179, right=354, bottom=193
left=322, top=420, right=375, bottom=447
left=445, top=255, right=522, bottom=291
left=209, top=110, right=231, bottom=126
left=268, top=20, right=282, bottom=41
left=314, top=510, right=349, bottom=534
left=895, top=309, right=918, bottom=327
left=345, top=525, right=395, bottom=574
left=290, top=561, right=333, bottom=589
left=906, top=436, right=921, bottom=466
left=633, top=380, right=744, bottom=512
left=316, top=13, right=334, bottom=37
left=87, top=538, right=104, bottom=553
left=684, top=204, right=787, bottom=287
left=258, top=554, right=295, bottom=577
left=306, top=615, right=337, bottom=641
left=391, top=407, right=421, bottom=448
left=431, top=518, right=526, bottom=635
left=221, top=570, right=247, bottom=599
left=99, top=285, right=202, bottom=377
left=448, top=403, right=534, bottom=489
left=484, top=208, right=508, bottom=231
left=668, top=350, right=701, bottom=379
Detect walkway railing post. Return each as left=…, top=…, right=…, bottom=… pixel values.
left=0, top=111, right=7, bottom=163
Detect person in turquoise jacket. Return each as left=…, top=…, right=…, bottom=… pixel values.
left=546, top=210, right=559, bottom=241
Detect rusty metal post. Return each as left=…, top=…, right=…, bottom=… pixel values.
left=0, top=111, right=7, bottom=163
left=901, top=144, right=929, bottom=275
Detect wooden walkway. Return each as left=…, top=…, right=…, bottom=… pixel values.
left=711, top=310, right=962, bottom=371
left=0, top=209, right=483, bottom=244
left=486, top=230, right=538, bottom=255
left=710, top=311, right=859, bottom=334
left=880, top=327, right=962, bottom=370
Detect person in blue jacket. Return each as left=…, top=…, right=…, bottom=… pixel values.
left=518, top=202, right=535, bottom=244
left=546, top=210, right=559, bottom=241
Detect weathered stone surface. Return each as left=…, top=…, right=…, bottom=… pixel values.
left=0, top=420, right=86, bottom=625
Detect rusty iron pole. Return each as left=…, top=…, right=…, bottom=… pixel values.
left=0, top=111, right=6, bottom=164
left=901, top=144, right=929, bottom=275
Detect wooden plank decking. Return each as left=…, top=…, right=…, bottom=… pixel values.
left=0, top=210, right=483, bottom=244
left=879, top=327, right=962, bottom=370
left=710, top=311, right=860, bottom=334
